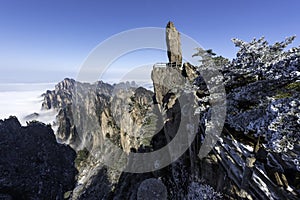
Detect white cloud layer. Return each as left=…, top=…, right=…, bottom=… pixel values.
left=0, top=83, right=57, bottom=126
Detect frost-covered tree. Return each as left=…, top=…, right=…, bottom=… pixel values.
left=224, top=36, right=300, bottom=170
left=223, top=36, right=300, bottom=89
left=193, top=36, right=300, bottom=171
left=193, top=48, right=230, bottom=69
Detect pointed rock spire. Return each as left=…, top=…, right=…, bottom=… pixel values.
left=166, top=21, right=182, bottom=67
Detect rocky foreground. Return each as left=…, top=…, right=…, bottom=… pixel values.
left=0, top=117, right=77, bottom=199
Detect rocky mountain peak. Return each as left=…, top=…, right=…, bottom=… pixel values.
left=55, top=78, right=76, bottom=92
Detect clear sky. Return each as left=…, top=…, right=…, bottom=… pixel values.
left=0, top=0, right=300, bottom=83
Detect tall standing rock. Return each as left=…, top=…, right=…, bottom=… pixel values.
left=166, top=21, right=182, bottom=67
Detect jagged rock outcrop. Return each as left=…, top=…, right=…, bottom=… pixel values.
left=182, top=62, right=199, bottom=83
left=151, top=66, right=185, bottom=105
left=42, top=78, right=76, bottom=110
left=42, top=79, right=160, bottom=198
left=0, top=116, right=77, bottom=200
left=42, top=75, right=200, bottom=199
left=150, top=65, right=204, bottom=199
left=42, top=79, right=156, bottom=153
left=166, top=21, right=182, bottom=67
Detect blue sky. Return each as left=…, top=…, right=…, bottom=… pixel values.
left=0, top=0, right=300, bottom=83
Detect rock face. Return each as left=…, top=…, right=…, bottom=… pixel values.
left=182, top=62, right=199, bottom=83
left=0, top=117, right=77, bottom=200
left=42, top=79, right=160, bottom=198
left=151, top=66, right=185, bottom=105
left=42, top=79, right=155, bottom=153
left=166, top=21, right=182, bottom=67
left=42, top=78, right=76, bottom=110
left=150, top=65, right=202, bottom=199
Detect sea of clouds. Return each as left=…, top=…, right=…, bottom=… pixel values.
left=0, top=83, right=57, bottom=126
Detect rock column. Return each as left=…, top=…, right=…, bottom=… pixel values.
left=166, top=21, right=182, bottom=67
